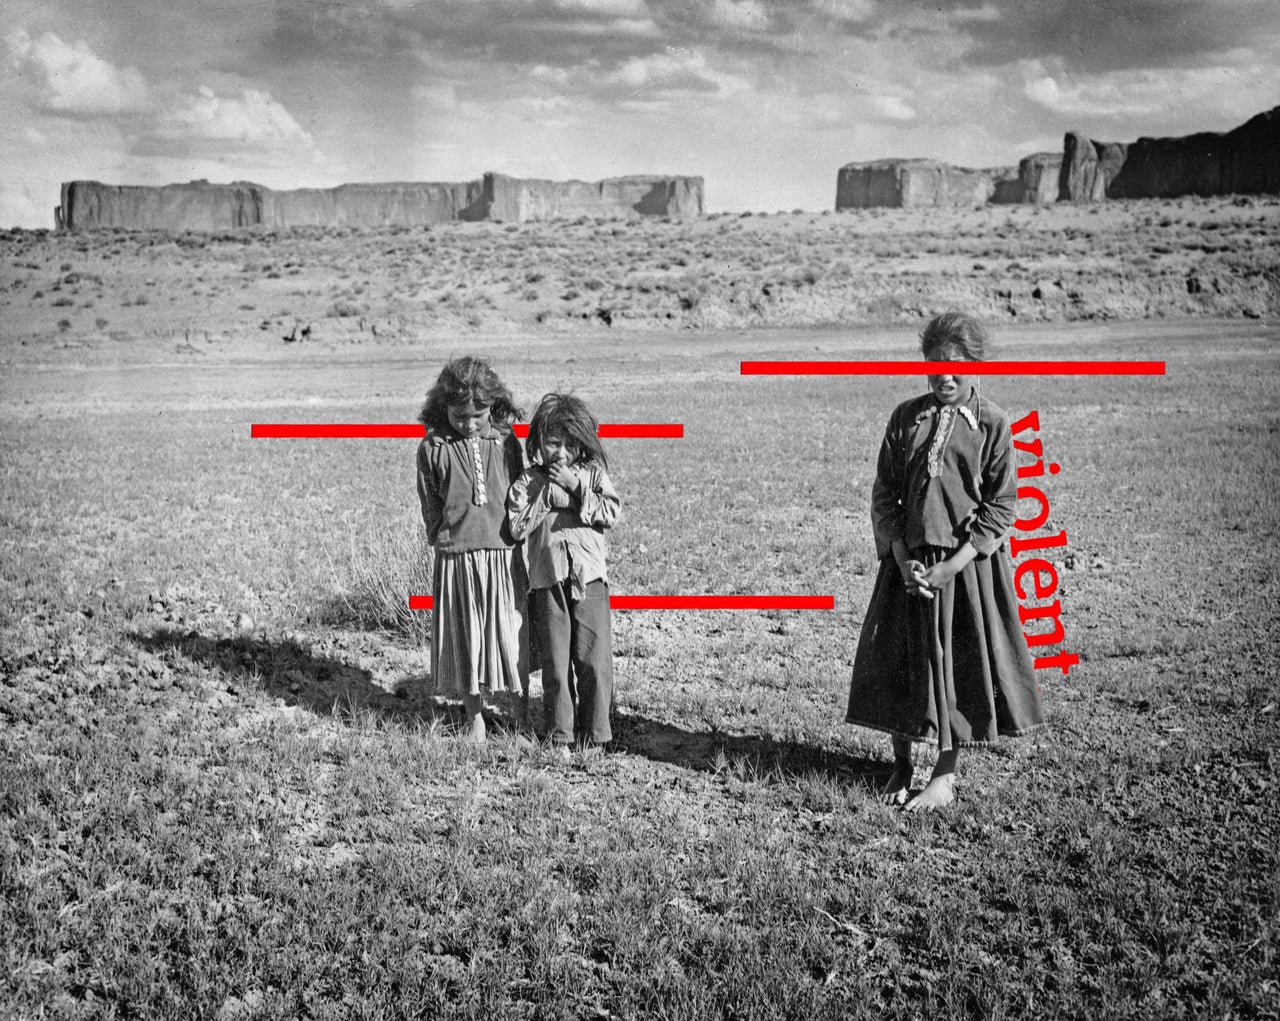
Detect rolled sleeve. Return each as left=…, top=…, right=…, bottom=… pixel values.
left=505, top=469, right=551, bottom=542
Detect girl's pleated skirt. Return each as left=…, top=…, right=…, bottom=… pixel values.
left=431, top=547, right=527, bottom=697
left=846, top=546, right=1048, bottom=749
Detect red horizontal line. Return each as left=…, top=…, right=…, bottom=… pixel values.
left=252, top=423, right=683, bottom=439
left=740, top=360, right=1166, bottom=376
left=597, top=423, right=684, bottom=439
left=610, top=595, right=834, bottom=610
left=252, top=423, right=424, bottom=438
left=408, top=595, right=833, bottom=611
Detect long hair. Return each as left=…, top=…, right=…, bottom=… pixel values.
left=526, top=392, right=607, bottom=470
left=920, top=311, right=989, bottom=361
left=418, top=356, right=523, bottom=433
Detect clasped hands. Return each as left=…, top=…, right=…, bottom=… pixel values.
left=543, top=463, right=582, bottom=509
left=899, top=558, right=957, bottom=600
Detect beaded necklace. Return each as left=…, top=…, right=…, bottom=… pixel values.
left=468, top=436, right=487, bottom=506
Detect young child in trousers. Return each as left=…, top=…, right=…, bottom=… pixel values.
left=506, top=393, right=621, bottom=755
left=846, top=312, right=1047, bottom=809
left=416, top=356, right=530, bottom=742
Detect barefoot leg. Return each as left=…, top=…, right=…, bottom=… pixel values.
left=905, top=747, right=957, bottom=812
left=462, top=692, right=487, bottom=745
left=881, top=736, right=913, bottom=805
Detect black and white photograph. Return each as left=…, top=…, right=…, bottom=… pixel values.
left=2, top=1, right=1277, bottom=1017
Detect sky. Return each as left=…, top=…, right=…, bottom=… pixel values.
left=2, top=0, right=1277, bottom=227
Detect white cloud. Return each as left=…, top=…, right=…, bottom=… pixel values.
left=530, top=64, right=574, bottom=85
left=520, top=95, right=572, bottom=113
left=952, top=4, right=1001, bottom=23
left=610, top=48, right=744, bottom=96
left=148, top=86, right=311, bottom=146
left=818, top=0, right=878, bottom=24
left=6, top=29, right=150, bottom=116
left=870, top=94, right=916, bottom=122
left=1020, top=60, right=1276, bottom=121
left=1023, top=72, right=1161, bottom=118
left=554, top=0, right=649, bottom=13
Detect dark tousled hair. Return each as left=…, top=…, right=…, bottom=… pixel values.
left=526, top=392, right=607, bottom=470
left=920, top=311, right=989, bottom=361
left=418, top=356, right=523, bottom=433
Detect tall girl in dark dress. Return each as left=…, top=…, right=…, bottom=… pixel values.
left=846, top=312, right=1047, bottom=810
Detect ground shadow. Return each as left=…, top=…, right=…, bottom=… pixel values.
left=611, top=708, right=888, bottom=792
left=134, top=626, right=462, bottom=730
left=132, top=627, right=889, bottom=790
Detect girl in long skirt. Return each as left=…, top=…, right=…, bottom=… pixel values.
left=846, top=313, right=1047, bottom=809
left=416, top=356, right=530, bottom=742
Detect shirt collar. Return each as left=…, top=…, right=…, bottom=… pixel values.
left=914, top=388, right=980, bottom=430
left=427, top=422, right=507, bottom=446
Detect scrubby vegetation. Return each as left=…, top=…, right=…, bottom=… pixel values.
left=0, top=195, right=1277, bottom=354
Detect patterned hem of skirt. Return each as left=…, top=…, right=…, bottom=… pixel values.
left=844, top=718, right=1050, bottom=749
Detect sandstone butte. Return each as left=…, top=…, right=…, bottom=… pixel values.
left=835, top=156, right=1060, bottom=211
left=56, top=172, right=704, bottom=231
left=837, top=104, right=1279, bottom=209
left=1060, top=104, right=1279, bottom=202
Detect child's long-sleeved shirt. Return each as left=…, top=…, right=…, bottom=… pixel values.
left=870, top=389, right=1016, bottom=560
left=417, top=423, right=524, bottom=552
left=506, top=462, right=621, bottom=597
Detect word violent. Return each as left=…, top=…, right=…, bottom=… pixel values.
left=1010, top=410, right=1079, bottom=676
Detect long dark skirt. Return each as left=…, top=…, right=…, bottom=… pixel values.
left=846, top=547, right=1047, bottom=750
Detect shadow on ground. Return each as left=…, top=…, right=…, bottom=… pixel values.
left=612, top=709, right=888, bottom=792
left=134, top=626, right=887, bottom=790
left=134, top=626, right=459, bottom=728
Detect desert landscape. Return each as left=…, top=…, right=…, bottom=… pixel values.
left=2, top=193, right=1277, bottom=1017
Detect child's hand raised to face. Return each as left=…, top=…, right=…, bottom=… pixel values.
left=546, top=462, right=581, bottom=495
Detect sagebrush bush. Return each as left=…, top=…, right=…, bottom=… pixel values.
left=323, top=522, right=434, bottom=644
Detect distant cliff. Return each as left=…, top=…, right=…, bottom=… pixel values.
left=837, top=106, right=1278, bottom=211
left=57, top=172, right=705, bottom=230
left=1060, top=106, right=1280, bottom=201
left=835, top=159, right=1010, bottom=209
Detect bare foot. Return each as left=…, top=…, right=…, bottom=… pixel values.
left=465, top=712, right=487, bottom=745
left=904, top=774, right=955, bottom=812
left=880, top=762, right=912, bottom=805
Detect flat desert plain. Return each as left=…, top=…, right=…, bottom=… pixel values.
left=1, top=200, right=1277, bottom=1019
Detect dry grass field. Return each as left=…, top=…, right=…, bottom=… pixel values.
left=1, top=200, right=1278, bottom=1019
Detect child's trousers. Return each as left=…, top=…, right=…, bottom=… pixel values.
left=530, top=578, right=613, bottom=746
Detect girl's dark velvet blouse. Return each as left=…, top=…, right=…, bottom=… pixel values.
left=870, top=388, right=1017, bottom=560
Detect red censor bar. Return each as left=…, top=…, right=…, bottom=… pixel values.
left=513, top=423, right=683, bottom=439
left=252, top=423, right=683, bottom=439
left=740, top=360, right=1166, bottom=376
left=252, top=423, right=424, bottom=439
left=408, top=595, right=833, bottom=611
left=610, top=595, right=834, bottom=610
